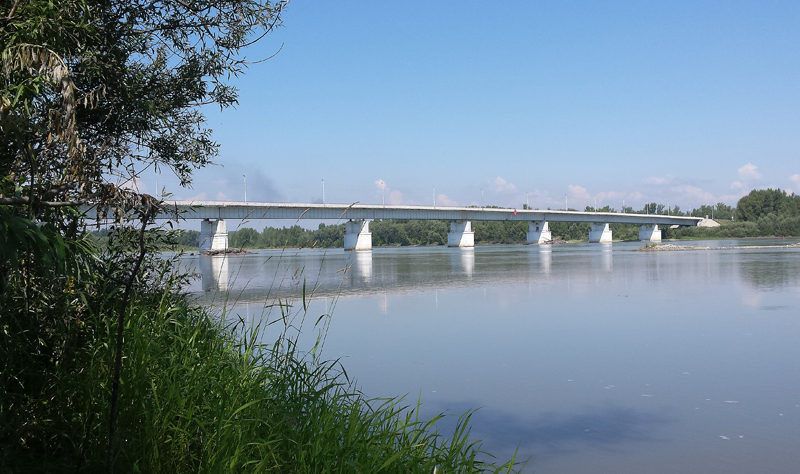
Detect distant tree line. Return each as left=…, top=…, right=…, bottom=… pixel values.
left=666, top=188, right=800, bottom=238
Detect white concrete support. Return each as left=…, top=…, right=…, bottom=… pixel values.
left=344, top=219, right=372, bottom=251
left=199, top=218, right=228, bottom=252
left=447, top=221, right=475, bottom=247
left=638, top=224, right=662, bottom=242
left=527, top=221, right=552, bottom=244
left=588, top=223, right=613, bottom=243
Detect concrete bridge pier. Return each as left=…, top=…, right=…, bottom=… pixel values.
left=589, top=223, right=613, bottom=243
left=638, top=224, right=662, bottom=242
left=527, top=221, right=552, bottom=244
left=447, top=221, right=475, bottom=247
left=344, top=219, right=372, bottom=251
left=200, top=218, right=228, bottom=252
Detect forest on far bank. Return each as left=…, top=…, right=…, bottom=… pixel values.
left=122, top=188, right=800, bottom=249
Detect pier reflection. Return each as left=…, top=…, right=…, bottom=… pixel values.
left=450, top=248, right=475, bottom=278
left=354, top=251, right=373, bottom=283
left=600, top=243, right=613, bottom=272
left=199, top=255, right=229, bottom=292
left=538, top=246, right=552, bottom=274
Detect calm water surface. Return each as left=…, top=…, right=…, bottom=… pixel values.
left=182, top=239, right=800, bottom=474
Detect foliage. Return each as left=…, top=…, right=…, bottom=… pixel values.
left=1, top=242, right=520, bottom=472
left=1, top=0, right=287, bottom=228
left=665, top=214, right=800, bottom=239
left=736, top=188, right=800, bottom=221
left=372, top=220, right=448, bottom=246
left=228, top=223, right=346, bottom=249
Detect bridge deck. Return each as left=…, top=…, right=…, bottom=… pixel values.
left=158, top=201, right=703, bottom=226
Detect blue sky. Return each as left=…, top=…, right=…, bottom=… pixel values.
left=139, top=0, right=800, bottom=215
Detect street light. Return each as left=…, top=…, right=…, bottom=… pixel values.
left=433, top=186, right=436, bottom=207
left=481, top=188, right=484, bottom=208
left=321, top=179, right=325, bottom=204
left=243, top=175, right=247, bottom=203
left=565, top=194, right=568, bottom=211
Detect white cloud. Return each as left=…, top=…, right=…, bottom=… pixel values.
left=389, top=190, right=403, bottom=205
left=216, top=191, right=229, bottom=201
left=675, top=185, right=742, bottom=207
left=738, top=163, right=761, bottom=181
left=675, top=185, right=716, bottom=204
left=790, top=173, right=800, bottom=185
left=374, top=180, right=395, bottom=204
left=436, top=193, right=458, bottom=206
left=568, top=185, right=591, bottom=201
left=644, top=177, right=668, bottom=185
left=567, top=186, right=645, bottom=210
left=727, top=163, right=762, bottom=193
left=494, top=177, right=517, bottom=193
left=189, top=192, right=208, bottom=201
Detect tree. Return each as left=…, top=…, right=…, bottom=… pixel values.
left=2, top=0, right=287, bottom=226
left=737, top=189, right=800, bottom=221
left=1, top=1, right=287, bottom=470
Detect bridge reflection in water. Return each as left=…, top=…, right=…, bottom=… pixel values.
left=192, top=245, right=587, bottom=302
left=198, top=254, right=229, bottom=292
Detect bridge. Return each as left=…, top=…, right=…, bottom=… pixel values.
left=155, top=201, right=704, bottom=251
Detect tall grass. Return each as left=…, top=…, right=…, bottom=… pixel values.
left=2, top=212, right=521, bottom=473
left=1, top=268, right=520, bottom=472
left=102, top=283, right=519, bottom=473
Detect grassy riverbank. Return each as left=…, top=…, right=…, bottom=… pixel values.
left=1, top=232, right=518, bottom=473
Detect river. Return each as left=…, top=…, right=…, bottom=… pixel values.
left=181, top=238, right=800, bottom=474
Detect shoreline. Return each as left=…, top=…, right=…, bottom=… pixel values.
left=636, top=242, right=800, bottom=251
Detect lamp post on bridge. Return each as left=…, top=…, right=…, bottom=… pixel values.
left=433, top=186, right=436, bottom=208
left=243, top=175, right=246, bottom=203
left=321, top=179, right=325, bottom=204
left=481, top=188, right=483, bottom=208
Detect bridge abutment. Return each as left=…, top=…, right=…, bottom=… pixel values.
left=200, top=218, right=228, bottom=252
left=447, top=221, right=475, bottom=247
left=527, top=221, right=552, bottom=244
left=638, top=224, right=662, bottom=242
left=589, top=223, right=613, bottom=243
left=344, top=220, right=372, bottom=251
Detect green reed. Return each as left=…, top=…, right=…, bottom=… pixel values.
left=1, top=236, right=521, bottom=473
left=98, top=283, right=520, bottom=473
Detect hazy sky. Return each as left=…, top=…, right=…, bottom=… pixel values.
left=139, top=1, right=800, bottom=214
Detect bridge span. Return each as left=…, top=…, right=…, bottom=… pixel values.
left=156, top=201, right=703, bottom=251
